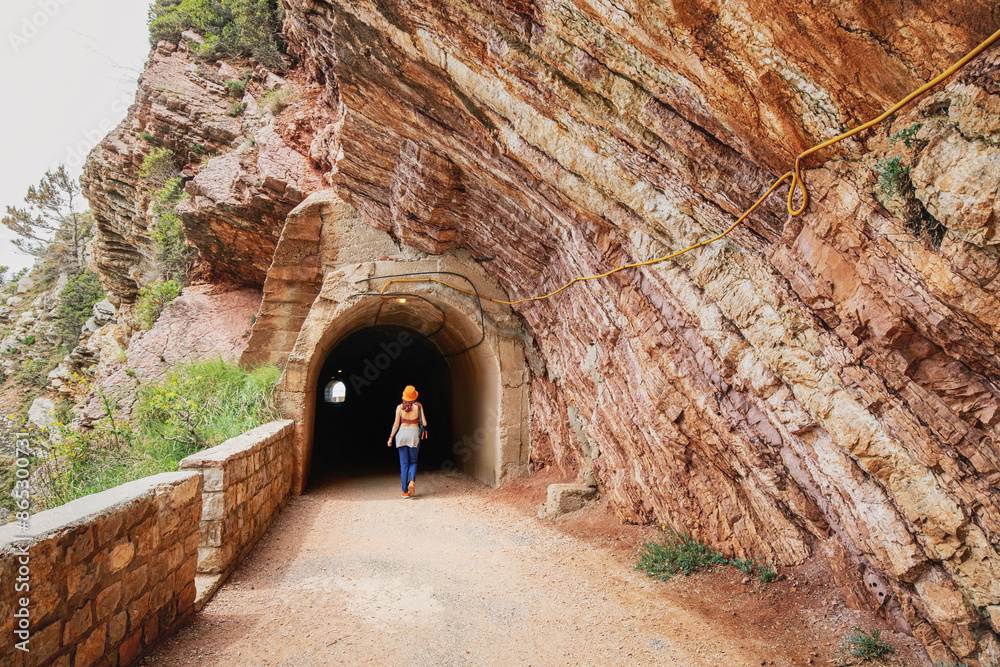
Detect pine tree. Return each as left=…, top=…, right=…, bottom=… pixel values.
left=2, top=165, right=88, bottom=270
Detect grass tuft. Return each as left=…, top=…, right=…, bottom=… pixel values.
left=636, top=528, right=728, bottom=580
left=836, top=627, right=895, bottom=663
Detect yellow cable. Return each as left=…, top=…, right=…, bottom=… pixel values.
left=374, top=27, right=1000, bottom=306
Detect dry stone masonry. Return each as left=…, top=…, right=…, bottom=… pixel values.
left=0, top=472, right=201, bottom=667
left=179, top=420, right=294, bottom=593
left=0, top=421, right=293, bottom=665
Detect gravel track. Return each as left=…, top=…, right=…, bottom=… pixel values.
left=140, top=471, right=914, bottom=666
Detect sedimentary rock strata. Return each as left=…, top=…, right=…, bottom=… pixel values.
left=82, top=39, right=325, bottom=329
left=79, top=1, right=1000, bottom=662
left=276, top=2, right=1000, bottom=662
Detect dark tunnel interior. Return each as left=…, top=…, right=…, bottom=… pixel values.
left=310, top=325, right=454, bottom=486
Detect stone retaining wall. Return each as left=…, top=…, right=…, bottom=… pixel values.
left=0, top=471, right=202, bottom=666
left=179, top=420, right=294, bottom=581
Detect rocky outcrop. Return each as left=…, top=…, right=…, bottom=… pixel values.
left=86, top=285, right=262, bottom=422
left=81, top=38, right=327, bottom=329
left=280, top=2, right=1000, bottom=662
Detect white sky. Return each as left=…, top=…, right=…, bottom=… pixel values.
left=0, top=0, right=151, bottom=274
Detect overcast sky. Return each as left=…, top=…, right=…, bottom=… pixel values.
left=0, top=0, right=151, bottom=275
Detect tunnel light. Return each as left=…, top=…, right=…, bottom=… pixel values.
left=397, top=298, right=407, bottom=304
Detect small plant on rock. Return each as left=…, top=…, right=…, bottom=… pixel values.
left=139, top=147, right=178, bottom=186
left=875, top=156, right=909, bottom=200
left=259, top=85, right=298, bottom=115
left=836, top=627, right=895, bottom=663
left=636, top=528, right=728, bottom=580
left=229, top=101, right=246, bottom=117
left=226, top=78, right=247, bottom=97
left=889, top=122, right=923, bottom=148
left=136, top=279, right=182, bottom=329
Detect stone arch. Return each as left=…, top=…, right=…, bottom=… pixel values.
left=250, top=191, right=530, bottom=493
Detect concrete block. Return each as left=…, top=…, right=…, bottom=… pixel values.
left=67, top=526, right=94, bottom=564
left=202, top=492, right=224, bottom=521
left=538, top=483, right=598, bottom=519
left=122, top=564, right=148, bottom=604
left=31, top=620, right=63, bottom=666
left=127, top=592, right=149, bottom=628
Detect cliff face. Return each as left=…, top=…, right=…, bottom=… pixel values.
left=280, top=1, right=1000, bottom=662
left=81, top=38, right=327, bottom=329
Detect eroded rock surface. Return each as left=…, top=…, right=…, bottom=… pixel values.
left=82, top=38, right=327, bottom=330
left=277, top=2, right=1000, bottom=662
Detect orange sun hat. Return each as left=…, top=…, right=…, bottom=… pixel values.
left=402, top=386, right=418, bottom=401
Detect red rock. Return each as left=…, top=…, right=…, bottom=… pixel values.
left=81, top=3, right=1000, bottom=661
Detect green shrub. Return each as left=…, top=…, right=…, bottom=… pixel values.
left=756, top=562, right=777, bottom=583
left=42, top=386, right=135, bottom=508
left=22, top=334, right=35, bottom=346
left=55, top=270, right=105, bottom=341
left=636, top=528, right=727, bottom=580
left=38, top=359, right=281, bottom=509
left=138, top=131, right=155, bottom=143
left=136, top=279, right=182, bottom=329
left=148, top=0, right=285, bottom=68
left=136, top=357, right=281, bottom=453
left=226, top=78, right=247, bottom=97
left=192, top=142, right=204, bottom=155
left=156, top=177, right=185, bottom=206
left=139, top=147, right=178, bottom=185
left=835, top=627, right=895, bottom=663
left=259, top=85, right=297, bottom=115
left=154, top=211, right=190, bottom=278
left=730, top=557, right=754, bottom=575
left=229, top=101, right=246, bottom=117
left=875, top=156, right=909, bottom=200
left=889, top=122, right=923, bottom=148
left=18, top=358, right=45, bottom=386
left=226, top=68, right=252, bottom=97
left=150, top=179, right=193, bottom=281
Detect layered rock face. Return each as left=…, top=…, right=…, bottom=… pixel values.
left=281, top=1, right=1000, bottom=662
left=81, top=38, right=326, bottom=329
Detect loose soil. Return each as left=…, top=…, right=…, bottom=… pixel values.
left=141, top=470, right=927, bottom=666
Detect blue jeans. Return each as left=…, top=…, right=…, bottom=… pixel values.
left=399, top=445, right=419, bottom=491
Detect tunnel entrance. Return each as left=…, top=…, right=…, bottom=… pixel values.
left=271, top=252, right=530, bottom=493
left=310, top=326, right=454, bottom=484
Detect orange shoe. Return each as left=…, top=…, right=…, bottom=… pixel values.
left=408, top=480, right=415, bottom=497
left=401, top=491, right=409, bottom=498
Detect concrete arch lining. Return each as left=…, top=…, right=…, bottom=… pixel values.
left=276, top=255, right=530, bottom=493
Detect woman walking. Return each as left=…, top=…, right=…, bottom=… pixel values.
left=388, top=385, right=427, bottom=497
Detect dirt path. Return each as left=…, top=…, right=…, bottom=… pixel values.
left=140, top=471, right=925, bottom=666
